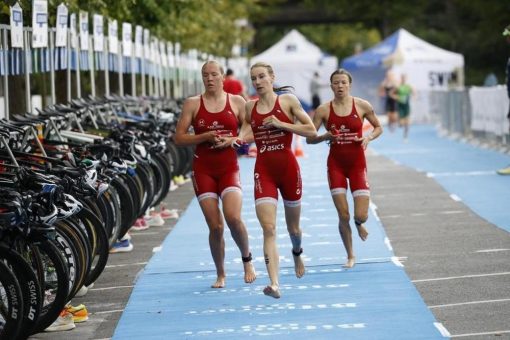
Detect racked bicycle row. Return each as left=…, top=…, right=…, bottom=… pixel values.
left=0, top=94, right=193, bottom=339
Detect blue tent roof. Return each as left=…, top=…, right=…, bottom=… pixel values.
left=341, top=30, right=400, bottom=69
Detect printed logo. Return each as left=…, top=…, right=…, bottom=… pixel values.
left=296, top=188, right=301, bottom=195
left=198, top=119, right=205, bottom=127
left=254, top=173, right=259, bottom=179
left=259, top=145, right=267, bottom=153
left=213, top=121, right=218, bottom=126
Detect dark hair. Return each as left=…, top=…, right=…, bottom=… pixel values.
left=226, top=68, right=234, bottom=76
left=250, top=61, right=294, bottom=93
left=330, top=68, right=353, bottom=84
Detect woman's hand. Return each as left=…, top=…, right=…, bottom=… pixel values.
left=354, top=135, right=371, bottom=150
left=262, top=115, right=283, bottom=129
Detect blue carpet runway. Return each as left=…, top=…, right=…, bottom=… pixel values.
left=111, top=128, right=464, bottom=339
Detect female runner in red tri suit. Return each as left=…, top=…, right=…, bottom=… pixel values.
left=174, top=60, right=256, bottom=288
left=307, top=69, right=382, bottom=268
left=226, top=62, right=316, bottom=298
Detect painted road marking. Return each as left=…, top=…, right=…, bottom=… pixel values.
left=450, top=330, right=510, bottom=338
left=413, top=272, right=510, bottom=283
left=429, top=298, right=510, bottom=309
left=105, top=262, right=148, bottom=268
left=434, top=322, right=451, bottom=337
left=90, top=285, right=134, bottom=291
left=427, top=170, right=496, bottom=178
left=450, top=194, right=462, bottom=201
left=192, top=283, right=349, bottom=295
left=475, top=248, right=510, bottom=253
left=182, top=323, right=366, bottom=336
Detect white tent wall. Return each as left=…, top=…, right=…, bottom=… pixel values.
left=342, top=28, right=464, bottom=123
left=251, top=29, right=338, bottom=110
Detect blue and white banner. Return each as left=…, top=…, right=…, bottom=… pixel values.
left=93, top=14, right=104, bottom=52
left=79, top=11, right=89, bottom=51
left=55, top=4, right=68, bottom=47
left=32, top=0, right=48, bottom=48
left=10, top=3, right=23, bottom=48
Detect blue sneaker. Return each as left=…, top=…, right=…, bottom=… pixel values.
left=110, top=239, right=133, bottom=253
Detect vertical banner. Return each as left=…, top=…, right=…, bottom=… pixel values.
left=108, top=19, right=118, bottom=54
left=93, top=14, right=104, bottom=52
left=79, top=11, right=89, bottom=51
left=10, top=3, right=23, bottom=48
left=32, top=0, right=48, bottom=48
left=160, top=41, right=168, bottom=69
left=70, top=13, right=77, bottom=49
left=135, top=25, right=143, bottom=59
left=167, top=42, right=175, bottom=68
left=122, top=22, right=132, bottom=57
left=143, top=29, right=151, bottom=75
left=55, top=4, right=68, bottom=47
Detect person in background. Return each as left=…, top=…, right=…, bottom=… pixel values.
left=224, top=68, right=248, bottom=100
left=497, top=24, right=510, bottom=175
left=392, top=74, right=414, bottom=142
left=174, top=60, right=256, bottom=288
left=306, top=69, right=383, bottom=268
left=225, top=61, right=317, bottom=298
left=378, top=70, right=399, bottom=132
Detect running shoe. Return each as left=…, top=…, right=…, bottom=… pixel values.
left=144, top=213, right=165, bottom=226
left=159, top=208, right=179, bottom=219
left=74, top=285, right=88, bottom=297
left=45, top=310, right=76, bottom=332
left=130, top=218, right=149, bottom=231
left=109, top=239, right=134, bottom=253
left=65, top=304, right=89, bottom=323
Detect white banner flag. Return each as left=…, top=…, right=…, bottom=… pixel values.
left=160, top=41, right=168, bottom=68
left=79, top=11, right=89, bottom=50
left=55, top=4, right=68, bottom=47
left=32, top=0, right=48, bottom=48
left=135, top=26, right=143, bottom=58
left=143, top=29, right=151, bottom=60
left=167, top=42, right=175, bottom=68
left=122, top=22, right=132, bottom=57
left=10, top=3, right=23, bottom=48
left=108, top=19, right=118, bottom=54
left=93, top=14, right=104, bottom=52
left=70, top=13, right=77, bottom=49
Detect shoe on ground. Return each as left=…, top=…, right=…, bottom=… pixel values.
left=130, top=218, right=149, bottom=231
left=110, top=239, right=133, bottom=253
left=74, top=285, right=88, bottom=297
left=159, top=206, right=179, bottom=219
left=497, top=166, right=510, bottom=175
left=65, top=304, right=89, bottom=323
left=169, top=180, right=179, bottom=191
left=45, top=310, right=76, bottom=332
left=173, top=175, right=185, bottom=185
left=144, top=213, right=165, bottom=226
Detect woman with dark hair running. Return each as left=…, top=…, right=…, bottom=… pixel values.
left=174, top=60, right=256, bottom=288
left=306, top=69, right=383, bottom=268
left=224, top=61, right=317, bottom=298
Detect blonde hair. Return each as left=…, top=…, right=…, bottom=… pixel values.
left=201, top=60, right=224, bottom=75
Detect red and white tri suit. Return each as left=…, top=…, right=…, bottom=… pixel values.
left=326, top=99, right=370, bottom=197
left=191, top=94, right=242, bottom=201
left=251, top=96, right=302, bottom=207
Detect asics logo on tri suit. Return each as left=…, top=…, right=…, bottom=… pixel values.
left=259, top=143, right=285, bottom=153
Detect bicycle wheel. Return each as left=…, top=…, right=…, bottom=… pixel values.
left=0, top=260, right=24, bottom=340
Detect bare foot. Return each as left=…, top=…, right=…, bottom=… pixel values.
left=211, top=276, right=225, bottom=288
left=356, top=224, right=369, bottom=241
left=343, top=257, right=355, bottom=268
left=243, top=262, right=257, bottom=284
left=292, top=253, right=305, bottom=278
left=263, top=285, right=281, bottom=299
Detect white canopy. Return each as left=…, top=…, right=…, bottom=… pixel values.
left=342, top=28, right=465, bottom=122
left=251, top=29, right=338, bottom=110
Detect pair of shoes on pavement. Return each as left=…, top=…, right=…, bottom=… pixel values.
left=66, top=304, right=89, bottom=323
left=497, top=166, right=510, bottom=175
left=45, top=309, right=76, bottom=332
left=144, top=213, right=165, bottom=226
left=158, top=205, right=179, bottom=219
left=130, top=217, right=149, bottom=231
left=110, top=237, right=133, bottom=253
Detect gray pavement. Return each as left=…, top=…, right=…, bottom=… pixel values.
left=29, top=150, right=510, bottom=339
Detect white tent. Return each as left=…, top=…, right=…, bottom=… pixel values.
left=341, top=28, right=464, bottom=122
left=251, top=29, right=338, bottom=111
